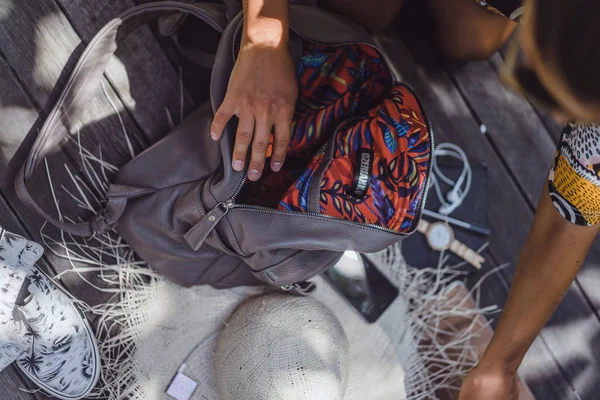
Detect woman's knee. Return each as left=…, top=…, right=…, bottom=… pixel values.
left=428, top=0, right=516, bottom=61
left=437, top=28, right=506, bottom=60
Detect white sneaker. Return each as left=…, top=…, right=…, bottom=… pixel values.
left=0, top=229, right=101, bottom=399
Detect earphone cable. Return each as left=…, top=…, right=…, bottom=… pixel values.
left=429, top=143, right=472, bottom=215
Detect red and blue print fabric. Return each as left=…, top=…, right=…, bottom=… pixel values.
left=288, top=43, right=392, bottom=158
left=279, top=81, right=431, bottom=232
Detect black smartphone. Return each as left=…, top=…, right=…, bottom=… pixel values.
left=323, top=252, right=399, bottom=323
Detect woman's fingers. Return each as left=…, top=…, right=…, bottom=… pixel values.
left=232, top=107, right=255, bottom=171
left=214, top=89, right=293, bottom=180
left=271, top=104, right=293, bottom=172
left=247, top=98, right=272, bottom=181
left=211, top=94, right=237, bottom=140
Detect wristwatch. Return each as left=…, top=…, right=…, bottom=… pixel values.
left=417, top=219, right=484, bottom=269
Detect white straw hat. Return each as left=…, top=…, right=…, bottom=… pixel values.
left=215, top=293, right=349, bottom=400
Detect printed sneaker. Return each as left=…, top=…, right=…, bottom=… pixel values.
left=0, top=228, right=101, bottom=400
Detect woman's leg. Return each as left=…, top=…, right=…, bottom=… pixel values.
left=321, top=0, right=406, bottom=31
left=428, top=0, right=517, bottom=60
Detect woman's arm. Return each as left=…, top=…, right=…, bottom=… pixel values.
left=211, top=0, right=297, bottom=181
left=459, top=184, right=599, bottom=399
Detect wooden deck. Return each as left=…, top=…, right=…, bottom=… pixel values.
left=0, top=1, right=599, bottom=399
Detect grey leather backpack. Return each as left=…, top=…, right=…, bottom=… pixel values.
left=16, top=1, right=433, bottom=289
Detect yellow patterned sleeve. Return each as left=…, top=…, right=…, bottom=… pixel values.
left=548, top=124, right=600, bottom=226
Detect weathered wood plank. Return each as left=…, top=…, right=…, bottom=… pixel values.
left=0, top=367, right=42, bottom=400
left=441, top=54, right=556, bottom=207
left=0, top=0, right=147, bottom=168
left=376, top=29, right=595, bottom=398
left=534, top=108, right=563, bottom=143
left=440, top=41, right=600, bottom=328
left=55, top=0, right=196, bottom=142
left=496, top=39, right=564, bottom=143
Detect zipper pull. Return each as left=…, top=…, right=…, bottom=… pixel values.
left=184, top=200, right=234, bottom=251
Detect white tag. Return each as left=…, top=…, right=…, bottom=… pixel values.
left=167, top=364, right=198, bottom=400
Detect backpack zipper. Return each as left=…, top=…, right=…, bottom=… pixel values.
left=400, top=83, right=435, bottom=232
left=223, top=200, right=411, bottom=236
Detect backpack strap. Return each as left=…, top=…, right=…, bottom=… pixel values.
left=15, top=1, right=228, bottom=237
left=158, top=1, right=230, bottom=69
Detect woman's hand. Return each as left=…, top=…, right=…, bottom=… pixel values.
left=458, top=365, right=518, bottom=400
left=211, top=0, right=296, bottom=181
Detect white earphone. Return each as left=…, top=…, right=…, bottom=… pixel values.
left=430, top=143, right=472, bottom=216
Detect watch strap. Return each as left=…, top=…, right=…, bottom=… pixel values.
left=417, top=219, right=430, bottom=235
left=449, top=239, right=484, bottom=269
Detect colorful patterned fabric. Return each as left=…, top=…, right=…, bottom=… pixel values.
left=279, top=84, right=431, bottom=231
left=290, top=43, right=391, bottom=159
left=549, top=124, right=600, bottom=226
left=237, top=42, right=432, bottom=233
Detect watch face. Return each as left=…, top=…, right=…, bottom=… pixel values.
left=428, top=223, right=453, bottom=250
